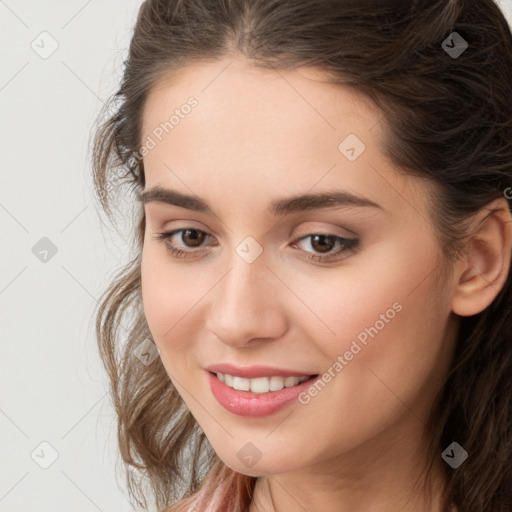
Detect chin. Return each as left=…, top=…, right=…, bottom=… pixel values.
left=220, top=453, right=299, bottom=478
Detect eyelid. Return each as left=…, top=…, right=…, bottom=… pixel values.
left=290, top=223, right=359, bottom=241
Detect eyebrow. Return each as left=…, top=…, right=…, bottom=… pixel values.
left=138, top=186, right=384, bottom=216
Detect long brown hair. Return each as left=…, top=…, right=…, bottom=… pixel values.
left=90, top=1, right=512, bottom=510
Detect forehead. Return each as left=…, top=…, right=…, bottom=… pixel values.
left=139, top=57, right=428, bottom=222
left=142, top=58, right=380, bottom=142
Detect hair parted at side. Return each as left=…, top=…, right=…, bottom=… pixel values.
left=90, top=1, right=512, bottom=511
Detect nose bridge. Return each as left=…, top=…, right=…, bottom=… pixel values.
left=216, top=249, right=271, bottom=320
left=223, top=232, right=272, bottom=300
left=205, top=245, right=287, bottom=346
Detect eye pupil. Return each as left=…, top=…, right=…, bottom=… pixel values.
left=182, top=229, right=205, bottom=247
left=311, top=234, right=336, bottom=253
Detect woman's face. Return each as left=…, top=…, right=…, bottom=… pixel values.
left=139, top=57, right=459, bottom=477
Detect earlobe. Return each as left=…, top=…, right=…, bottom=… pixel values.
left=451, top=198, right=512, bottom=317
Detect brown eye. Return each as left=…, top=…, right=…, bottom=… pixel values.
left=309, top=234, right=337, bottom=253
left=181, top=229, right=206, bottom=247
left=292, top=233, right=359, bottom=262
left=155, top=228, right=214, bottom=259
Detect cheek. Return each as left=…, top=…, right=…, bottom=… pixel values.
left=314, top=240, right=439, bottom=340
left=140, top=249, right=210, bottom=395
left=265, top=252, right=451, bottom=464
left=140, top=242, right=242, bottom=387
left=289, top=241, right=447, bottom=397
left=141, top=247, right=168, bottom=339
left=140, top=246, right=201, bottom=348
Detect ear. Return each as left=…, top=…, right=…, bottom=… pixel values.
left=451, top=197, right=512, bottom=317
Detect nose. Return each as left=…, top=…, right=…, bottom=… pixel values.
left=205, top=254, right=289, bottom=348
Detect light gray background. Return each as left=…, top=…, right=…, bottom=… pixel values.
left=1, top=1, right=512, bottom=511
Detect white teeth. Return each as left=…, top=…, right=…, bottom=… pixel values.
left=250, top=377, right=269, bottom=393
left=232, top=376, right=250, bottom=391
left=269, top=376, right=285, bottom=391
left=216, top=372, right=309, bottom=393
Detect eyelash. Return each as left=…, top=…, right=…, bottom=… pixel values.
left=154, top=228, right=359, bottom=263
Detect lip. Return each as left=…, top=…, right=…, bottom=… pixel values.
left=204, top=363, right=316, bottom=379
left=206, top=370, right=320, bottom=417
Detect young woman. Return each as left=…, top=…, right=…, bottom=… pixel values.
left=91, top=1, right=512, bottom=511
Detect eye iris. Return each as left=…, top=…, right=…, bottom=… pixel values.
left=182, top=229, right=205, bottom=247
left=310, top=234, right=336, bottom=253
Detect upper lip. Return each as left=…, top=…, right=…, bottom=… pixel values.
left=205, top=363, right=317, bottom=379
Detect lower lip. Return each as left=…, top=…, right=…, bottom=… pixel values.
left=207, top=371, right=319, bottom=417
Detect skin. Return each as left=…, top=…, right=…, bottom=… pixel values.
left=139, top=55, right=512, bottom=512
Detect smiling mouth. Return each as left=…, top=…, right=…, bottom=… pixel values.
left=209, top=371, right=319, bottom=394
